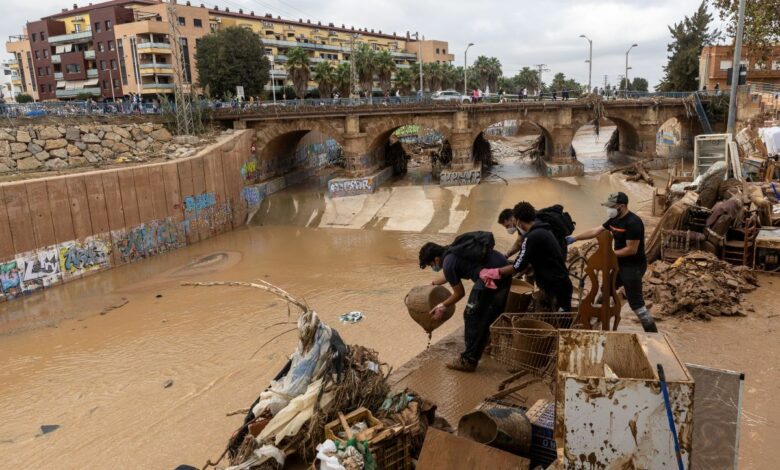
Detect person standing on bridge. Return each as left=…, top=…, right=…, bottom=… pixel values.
left=566, top=192, right=658, bottom=332
left=419, top=233, right=510, bottom=372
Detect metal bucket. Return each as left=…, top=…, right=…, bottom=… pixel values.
left=458, top=404, right=532, bottom=455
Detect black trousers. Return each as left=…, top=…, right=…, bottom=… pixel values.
left=462, top=285, right=510, bottom=365
left=542, top=278, right=573, bottom=312
left=616, top=264, right=647, bottom=310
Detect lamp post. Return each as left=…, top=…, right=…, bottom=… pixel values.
left=579, top=34, right=592, bottom=93
left=624, top=43, right=637, bottom=98
left=464, top=43, right=474, bottom=97
left=414, top=32, right=423, bottom=97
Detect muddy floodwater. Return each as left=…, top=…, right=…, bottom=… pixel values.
left=0, top=138, right=776, bottom=469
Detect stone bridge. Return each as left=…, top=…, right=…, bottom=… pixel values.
left=218, top=99, right=697, bottom=188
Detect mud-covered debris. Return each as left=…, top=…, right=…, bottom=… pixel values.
left=644, top=251, right=758, bottom=320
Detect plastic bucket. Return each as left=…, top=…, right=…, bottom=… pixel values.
left=458, top=404, right=532, bottom=455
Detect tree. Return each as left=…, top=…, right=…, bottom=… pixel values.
left=713, top=0, right=780, bottom=59
left=285, top=47, right=311, bottom=101
left=657, top=1, right=719, bottom=91
left=374, top=50, right=396, bottom=96
left=631, top=77, right=649, bottom=92
left=353, top=43, right=376, bottom=101
left=394, top=67, right=414, bottom=95
left=513, top=67, right=539, bottom=94
left=439, top=63, right=459, bottom=90
left=423, top=62, right=443, bottom=91
left=195, top=26, right=270, bottom=98
left=451, top=65, right=465, bottom=92
left=334, top=62, right=352, bottom=97
left=551, top=72, right=567, bottom=91
left=15, top=93, right=33, bottom=103
left=472, top=56, right=502, bottom=91
left=314, top=61, right=336, bottom=98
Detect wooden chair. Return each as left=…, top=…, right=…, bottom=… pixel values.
left=578, top=231, right=622, bottom=331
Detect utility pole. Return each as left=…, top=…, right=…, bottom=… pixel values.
left=534, top=63, right=549, bottom=96
left=579, top=35, right=592, bottom=92
left=726, top=0, right=747, bottom=135
left=464, top=43, right=474, bottom=97
left=349, top=33, right=358, bottom=98
left=624, top=43, right=637, bottom=98
left=166, top=0, right=194, bottom=135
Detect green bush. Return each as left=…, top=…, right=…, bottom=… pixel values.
left=15, top=93, right=33, bottom=103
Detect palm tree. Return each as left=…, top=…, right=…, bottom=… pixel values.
left=334, top=62, right=352, bottom=97
left=353, top=43, right=376, bottom=102
left=423, top=62, right=444, bottom=92
left=472, top=56, right=502, bottom=92
left=486, top=57, right=502, bottom=91
left=374, top=50, right=396, bottom=96
left=314, top=61, right=336, bottom=98
left=285, top=47, right=310, bottom=101
left=395, top=67, right=414, bottom=95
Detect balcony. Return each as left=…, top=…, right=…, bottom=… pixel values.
left=274, top=55, right=288, bottom=63
left=391, top=51, right=417, bottom=60
left=140, top=64, right=174, bottom=76
left=142, top=82, right=175, bottom=91
left=54, top=72, right=64, bottom=80
left=52, top=55, right=61, bottom=64
left=270, top=69, right=288, bottom=78
left=84, top=50, right=95, bottom=60
left=2, top=59, right=18, bottom=67
left=55, top=87, right=101, bottom=98
left=87, top=69, right=98, bottom=78
left=137, top=42, right=171, bottom=53
left=49, top=30, right=93, bottom=45
left=139, top=63, right=173, bottom=69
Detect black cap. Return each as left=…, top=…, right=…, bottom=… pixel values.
left=601, top=191, right=629, bottom=208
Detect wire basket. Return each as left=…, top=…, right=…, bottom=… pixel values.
left=489, top=312, right=580, bottom=378
left=372, top=432, right=412, bottom=470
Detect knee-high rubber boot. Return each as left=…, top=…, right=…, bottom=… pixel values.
left=634, top=306, right=658, bottom=332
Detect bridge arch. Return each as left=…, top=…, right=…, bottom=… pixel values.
left=363, top=117, right=453, bottom=177
left=252, top=125, right=345, bottom=182
left=471, top=119, right=555, bottom=169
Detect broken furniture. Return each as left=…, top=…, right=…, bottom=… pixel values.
left=722, top=210, right=760, bottom=266
left=555, top=330, right=694, bottom=469
left=325, top=407, right=412, bottom=469
left=660, top=229, right=704, bottom=263
left=578, top=230, right=621, bottom=330
left=754, top=226, right=780, bottom=272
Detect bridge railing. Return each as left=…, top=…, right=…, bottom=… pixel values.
left=0, top=100, right=160, bottom=118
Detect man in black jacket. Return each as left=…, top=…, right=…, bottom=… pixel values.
left=483, top=202, right=573, bottom=311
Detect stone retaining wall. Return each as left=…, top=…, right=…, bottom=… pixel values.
left=0, top=123, right=216, bottom=174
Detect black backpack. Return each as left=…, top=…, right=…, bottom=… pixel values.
left=536, top=205, right=576, bottom=247
left=445, top=231, right=496, bottom=263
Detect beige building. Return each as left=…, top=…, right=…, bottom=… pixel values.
left=5, top=0, right=454, bottom=101
left=699, top=44, right=780, bottom=91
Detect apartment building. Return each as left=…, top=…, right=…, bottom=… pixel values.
left=699, top=44, right=780, bottom=90
left=5, top=0, right=455, bottom=101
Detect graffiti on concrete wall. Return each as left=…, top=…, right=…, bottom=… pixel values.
left=21, top=247, right=61, bottom=291
left=241, top=159, right=259, bottom=184
left=328, top=177, right=374, bottom=197
left=183, top=192, right=232, bottom=235
left=0, top=260, right=25, bottom=300
left=241, top=186, right=265, bottom=210
left=113, top=217, right=185, bottom=264
left=440, top=168, right=481, bottom=186
left=293, top=139, right=343, bottom=169
left=58, top=235, right=112, bottom=279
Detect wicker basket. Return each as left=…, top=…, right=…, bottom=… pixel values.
left=489, top=312, right=580, bottom=378
left=323, top=408, right=412, bottom=470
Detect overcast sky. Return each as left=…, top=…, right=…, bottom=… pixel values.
left=3, top=0, right=729, bottom=88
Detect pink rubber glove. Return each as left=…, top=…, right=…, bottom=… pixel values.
left=430, top=303, right=447, bottom=320
left=479, top=268, right=500, bottom=289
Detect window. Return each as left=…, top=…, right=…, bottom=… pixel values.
left=102, top=79, right=109, bottom=89
left=113, top=78, right=120, bottom=88
left=66, top=63, right=80, bottom=73
left=32, top=33, right=37, bottom=42
left=178, top=17, right=186, bottom=26
left=108, top=40, right=115, bottom=51
left=94, top=22, right=101, bottom=33
left=719, top=60, right=732, bottom=71
left=100, top=60, right=107, bottom=70
left=105, top=20, right=112, bottom=30
left=35, top=50, right=40, bottom=59
left=98, top=42, right=105, bottom=52
left=74, top=24, right=81, bottom=33
left=45, top=66, right=50, bottom=75
left=43, top=50, right=48, bottom=58
left=194, top=18, right=202, bottom=28
left=38, top=67, right=43, bottom=75
left=772, top=60, right=780, bottom=71
left=110, top=59, right=117, bottom=70
left=442, top=49, right=446, bottom=54
left=436, top=48, right=440, bottom=54
left=40, top=32, right=45, bottom=41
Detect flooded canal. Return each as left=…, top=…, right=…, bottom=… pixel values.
left=0, top=164, right=654, bottom=468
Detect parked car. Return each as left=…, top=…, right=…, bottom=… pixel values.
left=431, top=90, right=470, bottom=103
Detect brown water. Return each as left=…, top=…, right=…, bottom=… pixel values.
left=0, top=170, right=656, bottom=469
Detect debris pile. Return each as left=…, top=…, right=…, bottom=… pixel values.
left=644, top=251, right=759, bottom=320
left=610, top=161, right=654, bottom=186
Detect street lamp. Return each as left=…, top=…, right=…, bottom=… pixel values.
left=579, top=34, right=592, bottom=93
left=414, top=32, right=424, bottom=97
left=464, top=43, right=474, bottom=97
left=624, top=43, right=638, bottom=97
